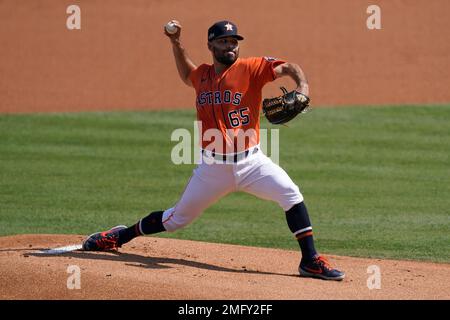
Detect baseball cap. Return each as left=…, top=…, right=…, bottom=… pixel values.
left=207, top=21, right=244, bottom=42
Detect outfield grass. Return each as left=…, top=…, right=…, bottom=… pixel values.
left=0, top=106, right=449, bottom=262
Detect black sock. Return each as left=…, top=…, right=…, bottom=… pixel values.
left=297, top=233, right=317, bottom=262
left=285, top=202, right=318, bottom=261
left=118, top=211, right=166, bottom=246
left=117, top=224, right=141, bottom=246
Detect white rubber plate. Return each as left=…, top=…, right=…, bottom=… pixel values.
left=38, top=244, right=83, bottom=255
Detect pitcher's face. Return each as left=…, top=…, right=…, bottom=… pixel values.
left=208, top=37, right=240, bottom=66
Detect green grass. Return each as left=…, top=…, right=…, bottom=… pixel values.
left=1, top=106, right=449, bottom=262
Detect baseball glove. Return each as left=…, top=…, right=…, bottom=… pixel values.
left=262, top=87, right=311, bottom=125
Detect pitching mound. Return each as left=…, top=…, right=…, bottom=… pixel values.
left=0, top=234, right=448, bottom=300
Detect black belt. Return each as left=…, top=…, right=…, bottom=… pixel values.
left=202, top=146, right=259, bottom=163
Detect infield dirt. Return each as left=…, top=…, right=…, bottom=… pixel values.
left=1, top=234, right=449, bottom=299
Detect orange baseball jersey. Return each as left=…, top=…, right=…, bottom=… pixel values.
left=189, top=56, right=285, bottom=153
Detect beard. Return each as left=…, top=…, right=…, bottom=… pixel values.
left=214, top=48, right=239, bottom=66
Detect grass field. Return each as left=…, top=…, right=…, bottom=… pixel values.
left=0, top=106, right=449, bottom=262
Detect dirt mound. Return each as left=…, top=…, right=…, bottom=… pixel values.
left=0, top=234, right=448, bottom=299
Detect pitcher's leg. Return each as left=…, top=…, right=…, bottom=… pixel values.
left=83, top=163, right=235, bottom=251
left=239, top=155, right=303, bottom=211
left=239, top=156, right=344, bottom=280
left=285, top=202, right=317, bottom=261
left=239, top=157, right=316, bottom=254
left=239, top=158, right=316, bottom=258
left=118, top=163, right=234, bottom=247
left=161, top=169, right=234, bottom=232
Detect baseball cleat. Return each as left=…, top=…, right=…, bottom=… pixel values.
left=299, top=255, right=345, bottom=281
left=82, top=225, right=127, bottom=251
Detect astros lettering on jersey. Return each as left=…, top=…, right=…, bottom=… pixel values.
left=189, top=56, right=285, bottom=153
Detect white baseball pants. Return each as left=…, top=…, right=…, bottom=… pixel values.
left=162, top=147, right=303, bottom=232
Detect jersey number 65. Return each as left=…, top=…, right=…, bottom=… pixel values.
left=228, top=107, right=250, bottom=128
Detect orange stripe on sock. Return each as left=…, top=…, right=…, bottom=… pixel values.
left=295, top=231, right=313, bottom=240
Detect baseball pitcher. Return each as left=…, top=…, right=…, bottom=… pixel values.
left=82, top=20, right=345, bottom=281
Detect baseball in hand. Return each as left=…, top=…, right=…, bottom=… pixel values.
left=165, top=22, right=178, bottom=34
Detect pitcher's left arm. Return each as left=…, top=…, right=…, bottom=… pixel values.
left=273, top=62, right=309, bottom=96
